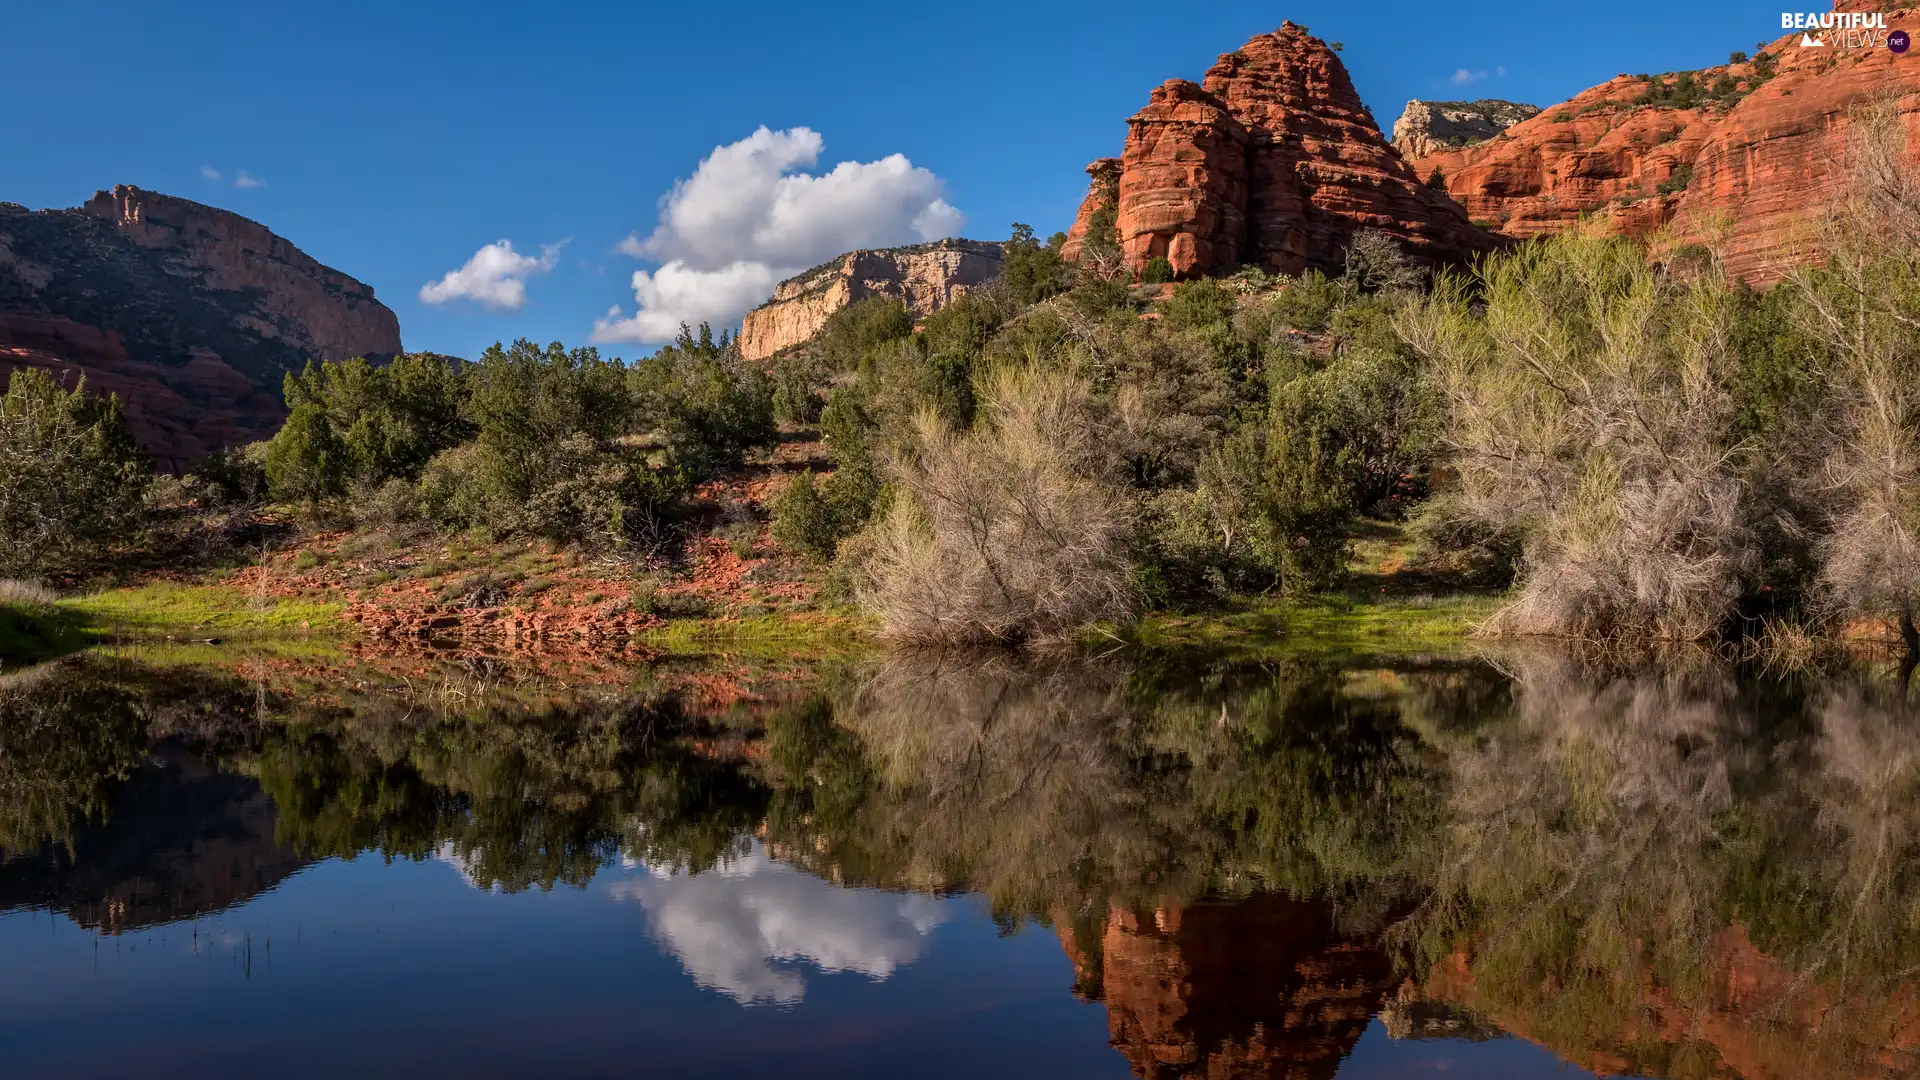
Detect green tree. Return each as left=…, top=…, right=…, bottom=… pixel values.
left=629, top=324, right=777, bottom=476
left=0, top=369, right=149, bottom=577
left=1001, top=223, right=1069, bottom=306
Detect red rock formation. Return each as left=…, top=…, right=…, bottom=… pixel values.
left=1058, top=895, right=1399, bottom=1079
left=0, top=314, right=284, bottom=472
left=0, top=186, right=402, bottom=465
left=1411, top=3, right=1920, bottom=283
left=1110, top=81, right=1250, bottom=276
left=1062, top=23, right=1497, bottom=278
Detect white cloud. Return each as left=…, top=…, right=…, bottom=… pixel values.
left=1450, top=68, right=1489, bottom=85
left=594, top=126, right=964, bottom=345
left=419, top=239, right=565, bottom=310
left=607, top=845, right=949, bottom=1005
left=1496, top=65, right=1509, bottom=77
left=592, top=261, right=781, bottom=344
left=200, top=165, right=222, bottom=181
left=233, top=170, right=265, bottom=189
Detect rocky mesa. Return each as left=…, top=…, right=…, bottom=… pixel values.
left=738, top=239, right=1003, bottom=362
left=1409, top=1, right=1920, bottom=283
left=1061, top=22, right=1498, bottom=279
left=1390, top=99, right=1541, bottom=161
left=0, top=185, right=402, bottom=468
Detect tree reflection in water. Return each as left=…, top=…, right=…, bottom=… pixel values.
left=1, top=647, right=1918, bottom=1078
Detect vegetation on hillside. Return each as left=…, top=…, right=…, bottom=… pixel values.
left=3, top=103, right=1918, bottom=653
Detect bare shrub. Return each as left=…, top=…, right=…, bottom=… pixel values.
left=857, top=365, right=1136, bottom=645
left=1791, top=100, right=1920, bottom=648
left=1398, top=232, right=1756, bottom=641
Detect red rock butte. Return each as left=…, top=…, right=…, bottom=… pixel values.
left=1408, top=0, right=1920, bottom=284
left=1062, top=22, right=1498, bottom=279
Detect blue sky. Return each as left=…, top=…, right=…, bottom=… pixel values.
left=4, top=0, right=1787, bottom=360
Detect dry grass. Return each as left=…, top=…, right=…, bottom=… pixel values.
left=0, top=580, right=58, bottom=611
left=858, top=365, right=1136, bottom=646
left=1399, top=230, right=1754, bottom=643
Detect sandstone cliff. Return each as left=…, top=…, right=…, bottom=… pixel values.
left=0, top=185, right=403, bottom=466
left=1390, top=99, right=1541, bottom=161
left=738, top=239, right=1003, bottom=362
left=1409, top=2, right=1920, bottom=283
left=1061, top=23, right=1498, bottom=279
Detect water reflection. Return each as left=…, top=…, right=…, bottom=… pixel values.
left=1, top=648, right=1918, bottom=1078
left=609, top=845, right=950, bottom=1004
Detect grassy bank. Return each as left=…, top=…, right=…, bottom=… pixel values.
left=0, top=582, right=350, bottom=665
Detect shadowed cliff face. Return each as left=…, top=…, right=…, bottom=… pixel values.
left=0, top=742, right=310, bottom=933
left=1409, top=3, right=1920, bottom=283
left=0, top=185, right=402, bottom=466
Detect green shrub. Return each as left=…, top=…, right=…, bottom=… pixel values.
left=820, top=297, right=914, bottom=369
left=1140, top=256, right=1174, bottom=285
left=265, top=353, right=472, bottom=506
left=1267, top=271, right=1340, bottom=334
left=629, top=326, right=776, bottom=476
left=0, top=369, right=150, bottom=578
left=1160, top=278, right=1238, bottom=331
left=1000, top=223, right=1070, bottom=307
left=771, top=362, right=824, bottom=426
left=771, top=472, right=839, bottom=560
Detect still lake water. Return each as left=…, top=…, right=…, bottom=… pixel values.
left=2, top=646, right=1917, bottom=1079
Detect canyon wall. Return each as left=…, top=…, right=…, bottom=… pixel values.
left=1061, top=23, right=1498, bottom=279
left=0, top=185, right=402, bottom=467
left=738, top=239, right=1003, bottom=362
left=1410, top=2, right=1920, bottom=283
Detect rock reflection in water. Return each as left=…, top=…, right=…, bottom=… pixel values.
left=4, top=647, right=1920, bottom=1079
left=1057, top=896, right=1399, bottom=1080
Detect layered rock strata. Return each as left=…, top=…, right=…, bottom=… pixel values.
left=1061, top=23, right=1497, bottom=279
left=1390, top=99, right=1541, bottom=160
left=738, top=239, right=1003, bottom=361
left=1409, top=2, right=1920, bottom=283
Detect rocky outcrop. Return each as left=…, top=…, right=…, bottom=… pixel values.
left=1410, top=3, right=1920, bottom=283
left=738, top=239, right=1003, bottom=361
left=0, top=185, right=402, bottom=465
left=1061, top=23, right=1498, bottom=279
left=1390, top=99, right=1541, bottom=160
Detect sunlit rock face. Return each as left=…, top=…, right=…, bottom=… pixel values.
left=607, top=845, right=950, bottom=1005
left=737, top=239, right=1002, bottom=361
left=1409, top=5, right=1920, bottom=284
left=1390, top=99, right=1540, bottom=160
left=1062, top=22, right=1497, bottom=279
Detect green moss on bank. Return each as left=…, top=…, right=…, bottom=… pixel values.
left=60, top=583, right=347, bottom=637
left=0, top=583, right=351, bottom=664
left=1124, top=592, right=1501, bottom=659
